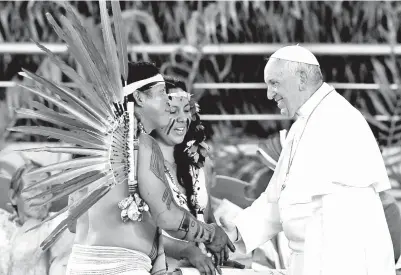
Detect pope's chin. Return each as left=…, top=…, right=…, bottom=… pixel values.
left=279, top=108, right=289, bottom=117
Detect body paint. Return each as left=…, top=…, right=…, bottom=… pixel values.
left=186, top=118, right=190, bottom=130
left=166, top=118, right=176, bottom=136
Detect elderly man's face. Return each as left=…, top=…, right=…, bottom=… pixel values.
left=264, top=59, right=303, bottom=118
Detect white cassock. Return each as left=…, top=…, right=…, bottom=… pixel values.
left=234, top=82, right=396, bottom=275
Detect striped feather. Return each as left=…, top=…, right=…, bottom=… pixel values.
left=17, top=83, right=106, bottom=133
left=99, top=0, right=123, bottom=102
left=40, top=184, right=112, bottom=251
left=69, top=129, right=107, bottom=145
left=32, top=39, right=111, bottom=117
left=8, top=126, right=106, bottom=150
left=15, top=108, right=88, bottom=130
left=15, top=146, right=107, bottom=157
left=22, top=162, right=108, bottom=192
left=21, top=69, right=107, bottom=131
left=53, top=83, right=110, bottom=127
left=28, top=171, right=110, bottom=206
left=45, top=12, right=100, bottom=89
left=111, top=1, right=128, bottom=83
left=59, top=15, right=116, bottom=105
left=46, top=12, right=113, bottom=108
left=27, top=157, right=107, bottom=176
left=25, top=206, right=69, bottom=233
left=60, top=3, right=117, bottom=104
left=29, top=102, right=94, bottom=130
left=58, top=1, right=106, bottom=61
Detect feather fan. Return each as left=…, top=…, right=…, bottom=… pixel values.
left=10, top=0, right=134, bottom=251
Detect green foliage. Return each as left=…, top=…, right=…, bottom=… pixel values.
left=1, top=1, right=401, bottom=184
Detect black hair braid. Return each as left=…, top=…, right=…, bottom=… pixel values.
left=173, top=113, right=206, bottom=217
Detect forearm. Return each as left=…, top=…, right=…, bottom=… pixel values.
left=140, top=137, right=215, bottom=244
left=233, top=192, right=282, bottom=254
left=158, top=209, right=215, bottom=243
left=163, top=233, right=193, bottom=260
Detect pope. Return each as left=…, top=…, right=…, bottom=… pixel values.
left=221, top=45, right=396, bottom=275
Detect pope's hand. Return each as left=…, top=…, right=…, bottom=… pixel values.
left=219, top=216, right=238, bottom=243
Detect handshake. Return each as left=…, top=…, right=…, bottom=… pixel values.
left=204, top=217, right=241, bottom=267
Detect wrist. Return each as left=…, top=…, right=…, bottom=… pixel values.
left=206, top=223, right=217, bottom=244
left=203, top=223, right=217, bottom=244
left=180, top=244, right=198, bottom=259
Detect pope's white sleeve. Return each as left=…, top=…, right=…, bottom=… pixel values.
left=303, top=187, right=395, bottom=275
left=233, top=191, right=282, bottom=254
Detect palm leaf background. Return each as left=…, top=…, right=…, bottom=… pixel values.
left=1, top=1, right=401, bottom=187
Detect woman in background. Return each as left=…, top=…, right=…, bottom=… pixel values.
left=0, top=160, right=74, bottom=275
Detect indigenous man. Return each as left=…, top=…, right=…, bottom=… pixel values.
left=66, top=61, right=234, bottom=275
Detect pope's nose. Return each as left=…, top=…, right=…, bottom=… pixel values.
left=267, top=90, right=275, bottom=100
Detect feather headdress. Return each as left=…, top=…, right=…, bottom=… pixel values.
left=9, top=1, right=148, bottom=251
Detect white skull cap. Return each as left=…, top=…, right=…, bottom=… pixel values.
left=270, top=44, right=319, bottom=66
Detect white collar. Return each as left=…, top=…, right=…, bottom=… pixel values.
left=296, top=82, right=334, bottom=119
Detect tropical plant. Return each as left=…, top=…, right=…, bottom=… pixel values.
left=3, top=1, right=401, bottom=140
left=354, top=3, right=401, bottom=184
left=1, top=1, right=401, bottom=186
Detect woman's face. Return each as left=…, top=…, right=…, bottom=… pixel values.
left=155, top=88, right=192, bottom=146
left=17, top=172, right=51, bottom=220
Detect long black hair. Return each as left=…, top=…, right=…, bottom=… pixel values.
left=174, top=113, right=206, bottom=217
left=165, top=77, right=206, bottom=217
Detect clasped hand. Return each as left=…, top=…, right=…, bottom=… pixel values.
left=182, top=245, right=244, bottom=275
left=205, top=223, right=236, bottom=266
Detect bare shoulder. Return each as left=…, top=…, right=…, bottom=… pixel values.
left=139, top=133, right=153, bottom=149
left=138, top=134, right=166, bottom=183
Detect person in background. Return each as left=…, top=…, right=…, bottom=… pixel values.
left=0, top=160, right=74, bottom=275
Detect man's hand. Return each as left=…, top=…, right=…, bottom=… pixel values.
left=182, top=246, right=221, bottom=275
left=219, top=216, right=238, bottom=243
left=206, top=224, right=236, bottom=256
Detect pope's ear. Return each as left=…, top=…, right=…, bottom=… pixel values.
left=298, top=70, right=307, bottom=91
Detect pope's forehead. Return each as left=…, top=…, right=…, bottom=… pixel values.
left=264, top=59, right=283, bottom=79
